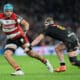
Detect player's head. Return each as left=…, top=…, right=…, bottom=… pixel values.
left=3, top=3, right=13, bottom=17
left=44, top=17, right=54, bottom=27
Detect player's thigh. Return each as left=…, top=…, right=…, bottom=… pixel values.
left=55, top=42, right=66, bottom=50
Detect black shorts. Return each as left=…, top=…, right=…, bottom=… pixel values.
left=5, top=36, right=29, bottom=49
left=64, top=35, right=78, bottom=52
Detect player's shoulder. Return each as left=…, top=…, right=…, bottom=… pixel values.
left=11, top=13, right=17, bottom=19
left=12, top=13, right=23, bottom=20
left=0, top=13, right=5, bottom=18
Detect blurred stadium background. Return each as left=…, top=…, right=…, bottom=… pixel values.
left=0, top=0, right=80, bottom=55
left=0, top=0, right=80, bottom=80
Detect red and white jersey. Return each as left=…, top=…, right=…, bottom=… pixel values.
left=0, top=13, right=25, bottom=39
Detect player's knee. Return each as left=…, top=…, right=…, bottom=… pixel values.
left=4, top=50, right=12, bottom=58
left=4, top=48, right=15, bottom=58
left=55, top=47, right=62, bottom=52
left=24, top=45, right=32, bottom=53
left=27, top=50, right=39, bottom=58
left=24, top=44, right=36, bottom=57
left=55, top=47, right=58, bottom=51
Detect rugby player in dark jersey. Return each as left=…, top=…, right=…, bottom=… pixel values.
left=31, top=17, right=80, bottom=71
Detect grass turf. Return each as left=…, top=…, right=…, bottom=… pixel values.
left=0, top=55, right=80, bottom=80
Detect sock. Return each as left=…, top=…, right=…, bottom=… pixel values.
left=16, top=68, right=21, bottom=71
left=60, top=62, right=66, bottom=66
left=15, top=66, right=21, bottom=71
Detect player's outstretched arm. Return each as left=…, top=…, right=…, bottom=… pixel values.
left=31, top=34, right=44, bottom=46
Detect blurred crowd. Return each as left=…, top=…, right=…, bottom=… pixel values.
left=0, top=0, right=80, bottom=47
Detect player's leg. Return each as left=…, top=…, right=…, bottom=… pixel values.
left=66, top=37, right=80, bottom=67
left=27, top=50, right=54, bottom=72
left=55, top=43, right=66, bottom=72
left=4, top=44, right=24, bottom=76
left=22, top=43, right=53, bottom=73
left=68, top=51, right=80, bottom=67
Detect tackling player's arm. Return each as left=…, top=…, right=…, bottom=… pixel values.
left=31, top=34, right=45, bottom=46
left=31, top=24, right=48, bottom=46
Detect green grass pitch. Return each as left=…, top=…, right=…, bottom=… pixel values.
left=0, top=55, right=80, bottom=80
